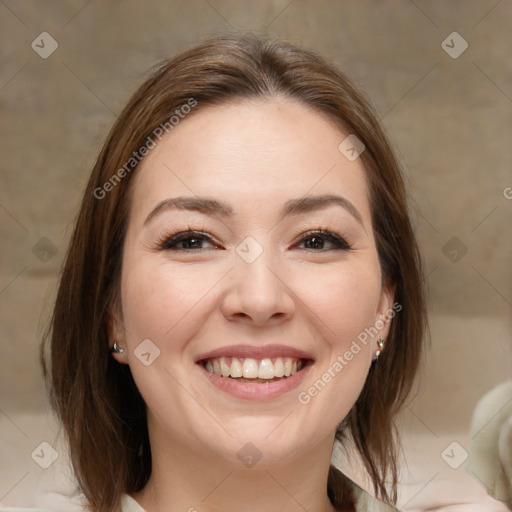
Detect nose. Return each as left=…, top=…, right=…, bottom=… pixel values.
left=220, top=252, right=295, bottom=327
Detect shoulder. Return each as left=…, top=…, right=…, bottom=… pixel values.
left=0, top=495, right=143, bottom=512
left=122, top=495, right=145, bottom=512
left=350, top=480, right=399, bottom=512
left=122, top=489, right=398, bottom=512
left=0, top=509, right=53, bottom=512
left=0, top=486, right=395, bottom=512
left=329, top=464, right=399, bottom=512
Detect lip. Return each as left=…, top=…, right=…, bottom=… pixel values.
left=194, top=344, right=315, bottom=362
left=197, top=360, right=313, bottom=400
left=195, top=344, right=315, bottom=401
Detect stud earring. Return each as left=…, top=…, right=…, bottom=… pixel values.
left=373, top=337, right=385, bottom=361
left=111, top=341, right=124, bottom=354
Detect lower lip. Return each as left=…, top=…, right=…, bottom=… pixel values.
left=198, top=363, right=312, bottom=400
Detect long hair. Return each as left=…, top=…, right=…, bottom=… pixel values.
left=41, top=33, right=427, bottom=511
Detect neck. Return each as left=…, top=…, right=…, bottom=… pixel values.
left=133, top=423, right=339, bottom=512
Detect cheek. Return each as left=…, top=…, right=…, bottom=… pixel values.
left=120, top=255, right=225, bottom=348
left=118, top=258, right=225, bottom=424
left=291, top=261, right=381, bottom=419
left=295, top=261, right=383, bottom=348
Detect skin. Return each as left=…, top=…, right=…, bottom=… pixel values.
left=110, top=98, right=393, bottom=512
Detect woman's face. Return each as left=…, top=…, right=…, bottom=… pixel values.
left=112, top=98, right=393, bottom=467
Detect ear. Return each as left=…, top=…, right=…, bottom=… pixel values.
left=375, top=282, right=396, bottom=341
left=107, top=297, right=128, bottom=364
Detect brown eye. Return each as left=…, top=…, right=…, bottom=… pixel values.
left=158, top=231, right=219, bottom=251
left=296, top=231, right=351, bottom=251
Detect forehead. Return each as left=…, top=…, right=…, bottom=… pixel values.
left=129, top=98, right=371, bottom=223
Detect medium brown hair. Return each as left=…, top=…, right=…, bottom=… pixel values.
left=42, top=33, right=427, bottom=511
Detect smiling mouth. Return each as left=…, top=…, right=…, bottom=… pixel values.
left=200, top=356, right=310, bottom=383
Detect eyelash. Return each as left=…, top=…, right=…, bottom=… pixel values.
left=155, top=229, right=352, bottom=252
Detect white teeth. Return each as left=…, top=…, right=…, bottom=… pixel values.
left=258, top=358, right=274, bottom=379
left=230, top=357, right=243, bottom=377
left=213, top=359, right=222, bottom=376
left=242, top=358, right=259, bottom=379
left=283, top=358, right=292, bottom=377
left=204, top=356, right=305, bottom=379
left=274, top=357, right=285, bottom=377
left=220, top=356, right=231, bottom=377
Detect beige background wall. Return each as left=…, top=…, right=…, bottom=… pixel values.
left=1, top=0, right=511, bottom=507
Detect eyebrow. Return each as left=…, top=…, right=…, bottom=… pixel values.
left=144, top=196, right=234, bottom=225
left=144, top=194, right=364, bottom=226
left=282, top=195, right=363, bottom=225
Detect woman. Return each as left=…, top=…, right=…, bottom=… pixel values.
left=38, top=33, right=426, bottom=511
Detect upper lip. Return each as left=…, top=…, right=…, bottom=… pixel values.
left=195, top=344, right=315, bottom=363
